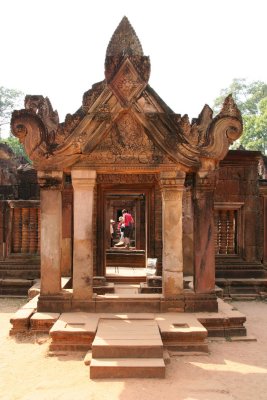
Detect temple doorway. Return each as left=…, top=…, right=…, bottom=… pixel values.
left=96, top=182, right=156, bottom=282
left=105, top=193, right=146, bottom=281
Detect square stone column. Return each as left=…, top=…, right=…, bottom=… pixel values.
left=160, top=170, right=185, bottom=298
left=193, top=170, right=217, bottom=293
left=61, top=188, right=73, bottom=276
left=259, top=183, right=267, bottom=265
left=71, top=170, right=96, bottom=300
left=38, top=171, right=63, bottom=295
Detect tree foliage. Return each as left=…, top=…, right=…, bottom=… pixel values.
left=0, top=135, right=30, bottom=162
left=0, top=86, right=24, bottom=133
left=0, top=86, right=29, bottom=162
left=213, top=79, right=267, bottom=154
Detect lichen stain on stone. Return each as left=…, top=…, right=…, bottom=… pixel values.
left=82, top=275, right=91, bottom=285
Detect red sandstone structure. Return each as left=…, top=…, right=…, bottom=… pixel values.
left=9, top=16, right=267, bottom=379
left=10, top=17, right=244, bottom=314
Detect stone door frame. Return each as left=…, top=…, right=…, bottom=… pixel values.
left=96, top=182, right=156, bottom=276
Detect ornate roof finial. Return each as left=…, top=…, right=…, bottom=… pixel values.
left=218, top=94, right=242, bottom=120
left=105, top=16, right=143, bottom=58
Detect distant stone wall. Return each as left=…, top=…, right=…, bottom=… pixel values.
left=215, top=150, right=262, bottom=262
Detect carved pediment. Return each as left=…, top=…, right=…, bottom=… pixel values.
left=83, top=112, right=172, bottom=166
left=11, top=17, right=243, bottom=174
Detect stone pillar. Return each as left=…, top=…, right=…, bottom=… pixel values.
left=0, top=201, right=5, bottom=259
left=61, top=188, right=73, bottom=276
left=183, top=184, right=194, bottom=276
left=259, top=182, right=267, bottom=265
left=263, top=196, right=267, bottom=265
left=193, top=171, right=217, bottom=293
left=160, top=170, right=185, bottom=298
left=71, top=169, right=96, bottom=300
left=38, top=171, right=63, bottom=295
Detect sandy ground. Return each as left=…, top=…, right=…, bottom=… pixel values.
left=0, top=299, right=267, bottom=400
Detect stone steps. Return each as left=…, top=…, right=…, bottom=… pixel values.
left=0, top=278, right=34, bottom=296
left=0, top=259, right=40, bottom=295
left=90, top=358, right=165, bottom=379
left=216, top=278, right=267, bottom=299
left=90, top=318, right=165, bottom=379
left=216, top=260, right=267, bottom=279
left=0, top=269, right=40, bottom=279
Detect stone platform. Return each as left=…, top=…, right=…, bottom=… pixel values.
left=9, top=297, right=248, bottom=378
left=10, top=297, right=246, bottom=343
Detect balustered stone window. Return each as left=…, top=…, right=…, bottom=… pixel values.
left=9, top=202, right=40, bottom=255
left=214, top=202, right=244, bottom=256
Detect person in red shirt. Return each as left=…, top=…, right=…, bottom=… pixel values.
left=122, top=209, right=134, bottom=249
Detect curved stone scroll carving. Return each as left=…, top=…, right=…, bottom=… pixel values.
left=200, top=95, right=243, bottom=161
left=25, top=95, right=59, bottom=142
left=11, top=109, right=48, bottom=162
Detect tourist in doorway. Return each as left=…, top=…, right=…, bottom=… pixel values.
left=122, top=209, right=134, bottom=249
left=114, top=216, right=125, bottom=247
left=118, top=216, right=125, bottom=242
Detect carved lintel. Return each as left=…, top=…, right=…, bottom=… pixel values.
left=37, top=171, right=64, bottom=190
left=97, top=173, right=158, bottom=184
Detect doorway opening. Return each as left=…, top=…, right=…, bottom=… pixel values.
left=96, top=184, right=155, bottom=283
left=105, top=193, right=146, bottom=281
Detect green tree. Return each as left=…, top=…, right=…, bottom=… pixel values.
left=213, top=79, right=267, bottom=154
left=0, top=86, right=24, bottom=135
left=0, top=86, right=29, bottom=161
left=0, top=135, right=30, bottom=162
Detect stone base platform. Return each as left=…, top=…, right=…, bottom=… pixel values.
left=10, top=295, right=39, bottom=335
left=156, top=313, right=208, bottom=352
left=198, top=298, right=247, bottom=337
left=37, top=290, right=218, bottom=313
left=49, top=312, right=99, bottom=353
left=10, top=298, right=247, bottom=360
left=30, top=312, right=60, bottom=333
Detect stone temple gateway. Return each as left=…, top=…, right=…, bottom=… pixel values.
left=11, top=17, right=243, bottom=317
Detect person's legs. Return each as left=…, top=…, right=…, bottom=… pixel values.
left=124, top=226, right=131, bottom=248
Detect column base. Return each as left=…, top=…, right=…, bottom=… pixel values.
left=160, top=296, right=185, bottom=312
left=37, top=292, right=95, bottom=313
left=184, top=290, right=218, bottom=312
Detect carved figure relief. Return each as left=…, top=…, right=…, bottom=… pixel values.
left=85, top=112, right=165, bottom=165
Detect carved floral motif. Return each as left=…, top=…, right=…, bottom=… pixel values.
left=97, top=173, right=158, bottom=184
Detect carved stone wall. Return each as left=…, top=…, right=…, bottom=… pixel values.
left=215, top=150, right=262, bottom=262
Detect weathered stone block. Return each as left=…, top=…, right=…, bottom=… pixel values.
left=147, top=275, right=162, bottom=287
left=93, top=276, right=107, bottom=286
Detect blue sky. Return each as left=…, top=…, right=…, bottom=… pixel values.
left=1, top=0, right=266, bottom=124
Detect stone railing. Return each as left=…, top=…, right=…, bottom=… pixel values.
left=214, top=202, right=244, bottom=256
left=0, top=200, right=40, bottom=258
left=214, top=209, right=236, bottom=255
